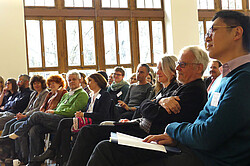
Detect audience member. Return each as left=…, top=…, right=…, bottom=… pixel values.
left=0, top=76, right=4, bottom=94
left=0, top=70, right=89, bottom=166
left=86, top=10, right=250, bottom=166
left=205, top=60, right=222, bottom=92
left=129, top=73, right=137, bottom=84
left=79, top=72, right=90, bottom=96
left=0, top=79, right=18, bottom=108
left=146, top=72, right=153, bottom=84
left=0, top=74, right=32, bottom=130
left=62, top=73, right=70, bottom=91
left=108, top=73, right=114, bottom=87
left=33, top=73, right=112, bottom=165
left=0, top=75, right=48, bottom=163
left=116, top=64, right=152, bottom=120
left=66, top=49, right=209, bottom=166
left=107, top=67, right=129, bottom=104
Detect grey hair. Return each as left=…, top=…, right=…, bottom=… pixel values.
left=161, top=55, right=177, bottom=77
left=66, top=69, right=81, bottom=80
left=180, top=46, right=209, bottom=75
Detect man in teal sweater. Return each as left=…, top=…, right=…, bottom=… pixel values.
left=0, top=70, right=89, bottom=166
left=85, top=11, right=250, bottom=166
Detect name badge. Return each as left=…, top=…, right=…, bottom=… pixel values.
left=156, top=93, right=162, bottom=100
left=96, top=94, right=101, bottom=99
left=69, top=91, right=74, bottom=96
left=211, top=92, right=220, bottom=107
left=117, top=91, right=122, bottom=97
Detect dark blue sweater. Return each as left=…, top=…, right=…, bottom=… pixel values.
left=166, top=63, right=250, bottom=166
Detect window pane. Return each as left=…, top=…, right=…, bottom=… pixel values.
left=26, top=20, right=42, bottom=68
left=43, top=20, right=58, bottom=67
left=82, top=20, right=96, bottom=65
left=124, top=68, right=132, bottom=81
left=118, top=21, right=131, bottom=64
left=45, top=0, right=55, bottom=6
left=153, top=0, right=161, bottom=8
left=152, top=21, right=163, bottom=64
left=222, top=0, right=242, bottom=9
left=102, top=0, right=111, bottom=7
left=35, top=0, right=45, bottom=6
left=137, top=0, right=144, bottom=8
left=103, top=21, right=117, bottom=65
left=74, top=0, right=84, bottom=7
left=29, top=71, right=59, bottom=80
left=198, top=21, right=205, bottom=48
left=145, top=0, right=153, bottom=8
left=138, top=21, right=151, bottom=63
left=83, top=0, right=92, bottom=7
left=65, top=0, right=74, bottom=7
left=197, top=0, right=214, bottom=9
left=120, top=0, right=128, bottom=8
left=66, top=20, right=81, bottom=66
left=235, top=0, right=242, bottom=9
left=206, top=21, right=213, bottom=32
left=25, top=0, right=35, bottom=6
left=79, top=70, right=96, bottom=76
left=111, top=0, right=119, bottom=8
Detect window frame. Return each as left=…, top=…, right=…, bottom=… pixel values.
left=24, top=0, right=166, bottom=74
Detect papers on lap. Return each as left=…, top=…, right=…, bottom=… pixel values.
left=110, top=132, right=181, bottom=154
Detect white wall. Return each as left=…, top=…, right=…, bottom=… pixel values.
left=165, top=0, right=199, bottom=56
left=0, top=0, right=27, bottom=81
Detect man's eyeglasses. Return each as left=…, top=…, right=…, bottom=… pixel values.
left=205, top=25, right=237, bottom=39
left=114, top=73, right=122, bottom=76
left=176, top=62, right=200, bottom=68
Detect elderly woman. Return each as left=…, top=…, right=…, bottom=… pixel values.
left=33, top=73, right=112, bottom=165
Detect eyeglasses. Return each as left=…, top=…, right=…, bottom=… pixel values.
left=114, top=73, right=122, bottom=76
left=176, top=62, right=200, bottom=68
left=205, top=25, right=238, bottom=39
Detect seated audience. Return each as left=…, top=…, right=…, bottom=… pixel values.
left=32, top=73, right=112, bottom=165
left=116, top=64, right=152, bottom=120
left=85, top=10, right=250, bottom=166
left=107, top=67, right=129, bottom=104
left=0, top=75, right=54, bottom=164
left=0, top=74, right=32, bottom=130
left=66, top=48, right=209, bottom=166
left=129, top=73, right=137, bottom=84
left=204, top=60, right=222, bottom=92
left=0, top=70, right=89, bottom=166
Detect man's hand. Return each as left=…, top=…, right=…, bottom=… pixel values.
left=143, top=133, right=177, bottom=146
left=118, top=100, right=130, bottom=111
left=15, top=112, right=27, bottom=120
left=45, top=110, right=55, bottom=114
left=75, top=111, right=84, bottom=118
left=159, top=96, right=181, bottom=114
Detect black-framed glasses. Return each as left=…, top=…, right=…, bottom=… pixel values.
left=176, top=62, right=200, bottom=68
left=205, top=25, right=238, bottom=39
left=114, top=73, right=122, bottom=76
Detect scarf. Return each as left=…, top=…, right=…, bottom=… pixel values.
left=110, top=80, right=129, bottom=91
